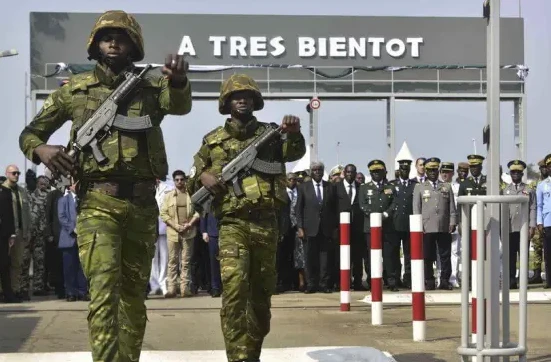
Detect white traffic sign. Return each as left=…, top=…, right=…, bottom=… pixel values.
left=309, top=98, right=321, bottom=110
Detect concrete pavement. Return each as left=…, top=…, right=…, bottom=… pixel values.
left=0, top=289, right=550, bottom=361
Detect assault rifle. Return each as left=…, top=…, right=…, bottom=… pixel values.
left=190, top=123, right=286, bottom=210
left=67, top=64, right=154, bottom=164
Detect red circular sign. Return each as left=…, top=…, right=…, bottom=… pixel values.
left=310, top=98, right=321, bottom=110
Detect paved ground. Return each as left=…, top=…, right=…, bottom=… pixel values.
left=0, top=289, right=550, bottom=361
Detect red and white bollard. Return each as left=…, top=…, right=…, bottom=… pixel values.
left=470, top=205, right=485, bottom=343
left=339, top=212, right=351, bottom=312
left=409, top=214, right=426, bottom=342
left=370, top=212, right=383, bottom=325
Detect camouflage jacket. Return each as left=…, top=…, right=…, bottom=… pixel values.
left=29, top=189, right=49, bottom=238
left=187, top=117, right=306, bottom=217
left=20, top=63, right=192, bottom=181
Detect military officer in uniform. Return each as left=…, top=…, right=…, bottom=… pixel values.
left=389, top=159, right=417, bottom=288
left=412, top=158, right=457, bottom=290
left=449, top=162, right=468, bottom=287
left=186, top=74, right=305, bottom=362
left=529, top=159, right=548, bottom=284
left=458, top=154, right=487, bottom=198
left=503, top=160, right=536, bottom=289
left=19, top=10, right=192, bottom=362
left=359, top=160, right=399, bottom=291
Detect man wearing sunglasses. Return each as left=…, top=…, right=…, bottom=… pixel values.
left=2, top=165, right=32, bottom=301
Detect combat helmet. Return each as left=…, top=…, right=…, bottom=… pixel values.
left=87, top=10, right=145, bottom=62
left=219, top=74, right=264, bottom=115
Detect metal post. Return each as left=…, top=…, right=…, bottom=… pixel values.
left=487, top=1, right=502, bottom=359
left=476, top=201, right=485, bottom=362
left=387, top=97, right=396, bottom=177
left=30, top=91, right=38, bottom=174
left=500, top=203, right=511, bottom=362
left=518, top=202, right=529, bottom=362
left=24, top=71, right=28, bottom=175
left=519, top=95, right=528, bottom=181
left=309, top=106, right=319, bottom=163
left=460, top=204, right=471, bottom=362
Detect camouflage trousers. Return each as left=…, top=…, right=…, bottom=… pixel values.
left=21, top=235, right=46, bottom=293
left=76, top=190, right=158, bottom=362
left=531, top=229, right=543, bottom=270
left=219, top=210, right=278, bottom=362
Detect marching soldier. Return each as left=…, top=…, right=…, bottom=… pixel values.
left=19, top=10, right=193, bottom=362
left=412, top=158, right=457, bottom=290
left=389, top=159, right=418, bottom=288
left=187, top=74, right=306, bottom=362
left=529, top=159, right=548, bottom=284
left=359, top=160, right=399, bottom=291
left=503, top=160, right=536, bottom=289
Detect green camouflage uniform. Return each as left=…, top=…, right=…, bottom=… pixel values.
left=19, top=10, right=192, bottom=362
left=23, top=188, right=49, bottom=293
left=187, top=74, right=306, bottom=362
left=529, top=179, right=543, bottom=270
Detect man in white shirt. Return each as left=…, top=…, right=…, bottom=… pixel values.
left=149, top=178, right=174, bottom=296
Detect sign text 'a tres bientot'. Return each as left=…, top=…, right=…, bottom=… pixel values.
left=176, top=35, right=425, bottom=59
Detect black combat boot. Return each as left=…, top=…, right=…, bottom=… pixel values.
left=529, top=269, right=543, bottom=284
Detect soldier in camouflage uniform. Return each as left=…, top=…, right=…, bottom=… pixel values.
left=187, top=74, right=305, bottom=362
left=19, top=10, right=192, bottom=362
left=529, top=159, right=548, bottom=283
left=22, top=175, right=50, bottom=296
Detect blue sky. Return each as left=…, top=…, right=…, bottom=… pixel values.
left=0, top=0, right=548, bottom=177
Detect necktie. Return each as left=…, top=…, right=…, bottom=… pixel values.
left=316, top=183, right=322, bottom=203
left=515, top=184, right=518, bottom=190
left=433, top=182, right=437, bottom=190
left=348, top=184, right=353, bottom=203
left=403, top=180, right=407, bottom=187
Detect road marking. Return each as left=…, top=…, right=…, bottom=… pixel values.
left=0, top=347, right=395, bottom=361
left=358, top=291, right=551, bottom=305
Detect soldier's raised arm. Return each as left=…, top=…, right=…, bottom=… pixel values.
left=157, top=54, right=192, bottom=116
left=281, top=115, right=306, bottom=162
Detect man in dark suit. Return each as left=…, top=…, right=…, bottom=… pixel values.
left=44, top=174, right=65, bottom=298
left=390, top=159, right=418, bottom=288
left=334, top=164, right=366, bottom=291
left=296, top=162, right=337, bottom=293
left=276, top=172, right=299, bottom=293
left=359, top=160, right=399, bottom=291
left=58, top=182, right=88, bottom=302
left=0, top=184, right=20, bottom=303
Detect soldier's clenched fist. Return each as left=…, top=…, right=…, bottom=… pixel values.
left=281, top=114, right=300, bottom=133
left=162, top=54, right=189, bottom=85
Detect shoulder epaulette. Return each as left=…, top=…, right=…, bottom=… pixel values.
left=203, top=126, right=230, bottom=145
left=67, top=70, right=98, bottom=92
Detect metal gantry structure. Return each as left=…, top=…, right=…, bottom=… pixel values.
left=31, top=62, right=526, bottom=177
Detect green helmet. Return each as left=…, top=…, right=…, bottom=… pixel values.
left=87, top=10, right=144, bottom=62
left=218, top=74, right=264, bottom=115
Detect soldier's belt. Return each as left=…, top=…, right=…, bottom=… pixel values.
left=224, top=208, right=277, bottom=221
left=87, top=180, right=156, bottom=199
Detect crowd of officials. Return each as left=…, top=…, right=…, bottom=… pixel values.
left=1, top=153, right=550, bottom=304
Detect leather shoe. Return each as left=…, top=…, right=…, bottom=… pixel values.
left=66, top=295, right=77, bottom=302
